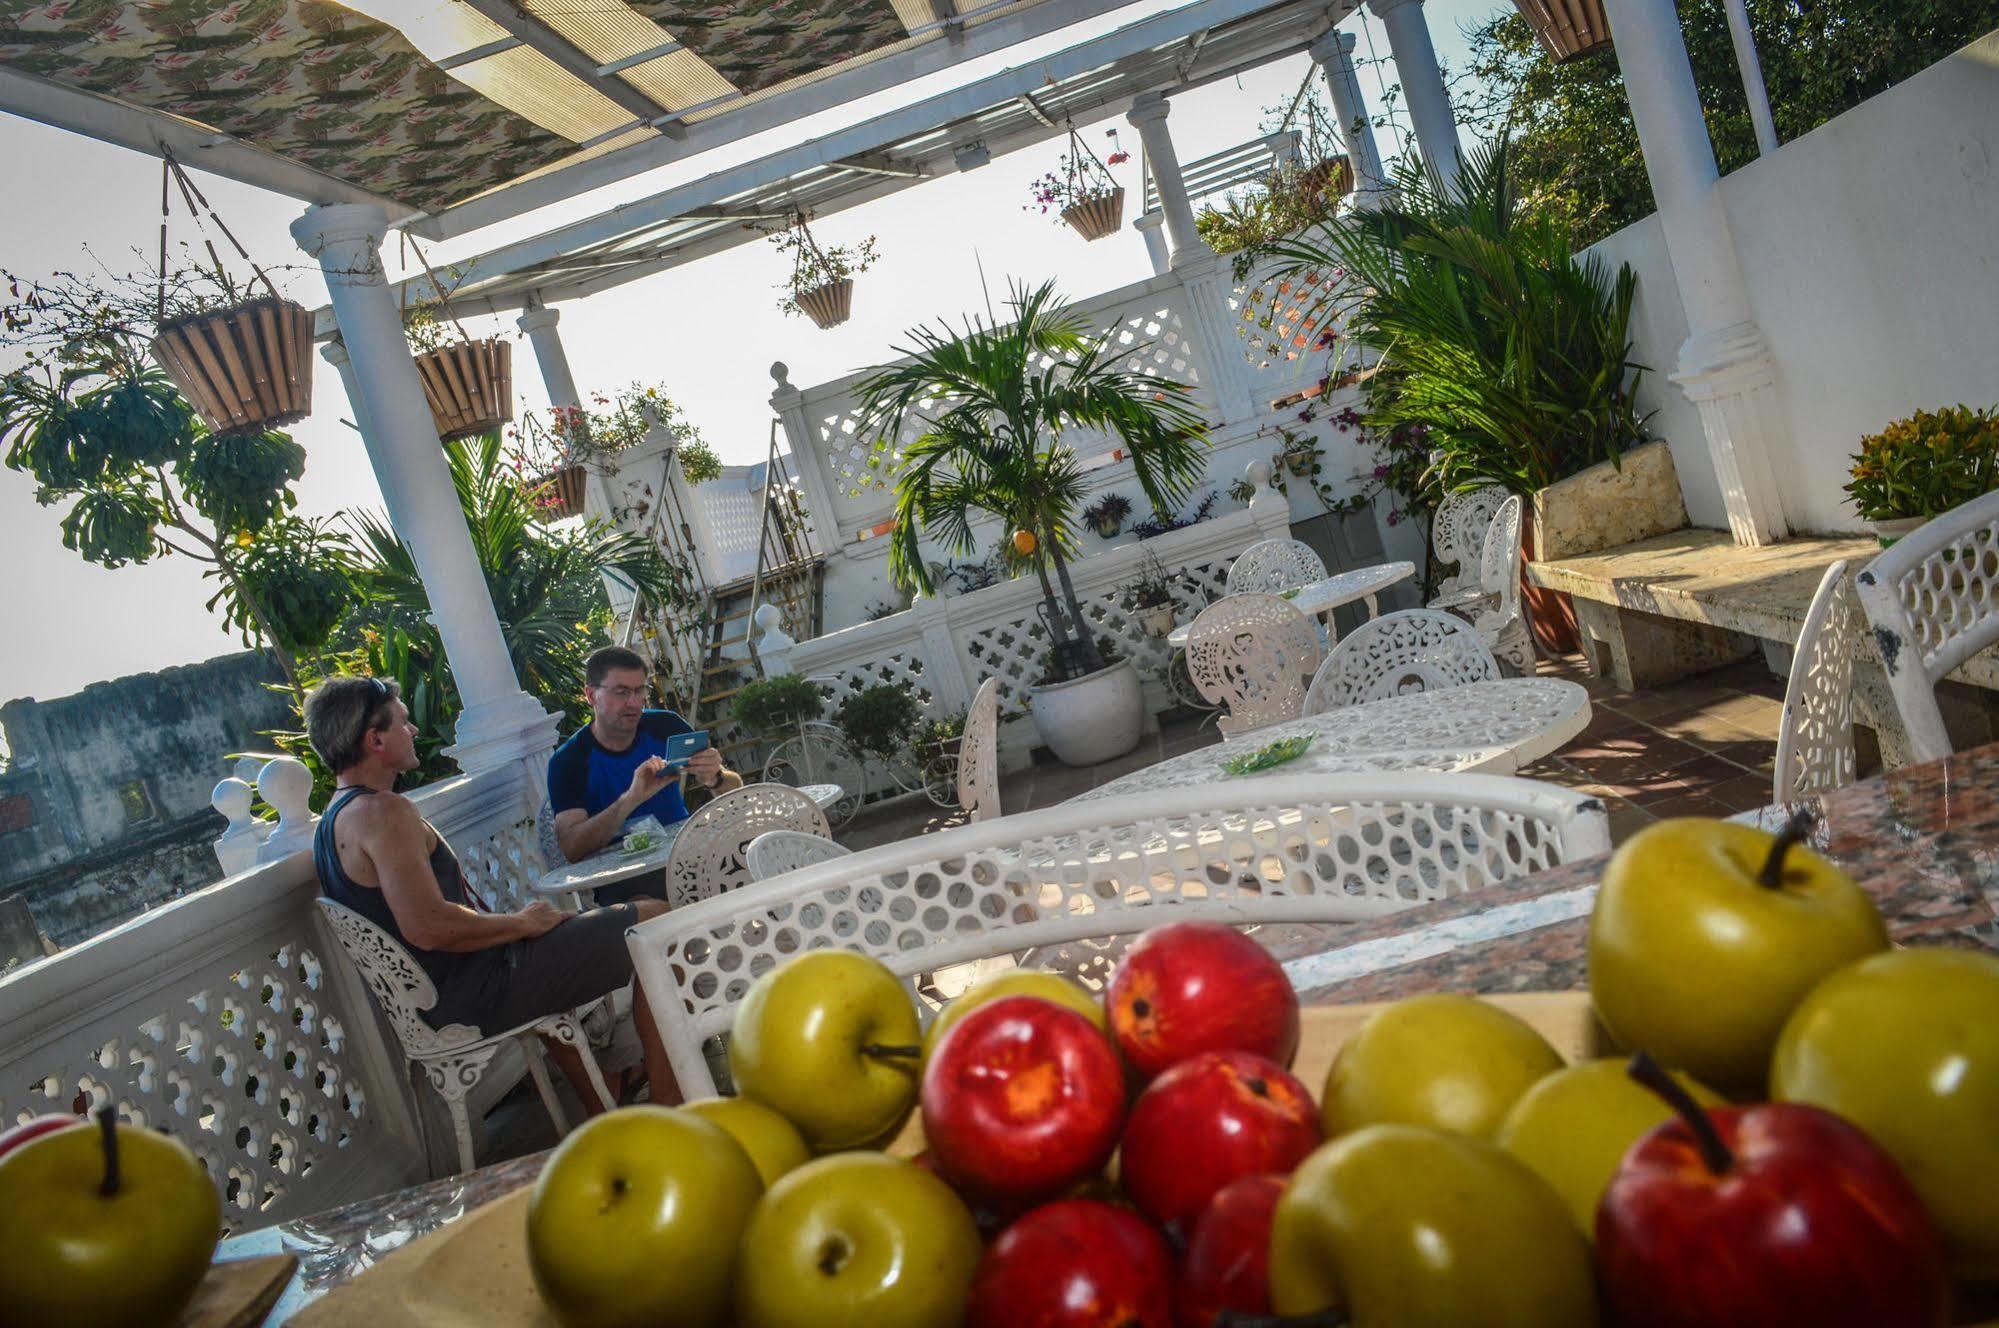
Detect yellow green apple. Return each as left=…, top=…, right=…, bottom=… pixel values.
left=1269, top=1124, right=1597, bottom=1326
left=735, top=1152, right=982, bottom=1328
left=1772, top=946, right=1999, bottom=1278
left=0, top=1107, right=220, bottom=1328
left=922, top=968, right=1104, bottom=1061
left=526, top=1105, right=763, bottom=1328
left=1321, top=993, right=1564, bottom=1139
left=1589, top=815, right=1887, bottom=1095
left=731, top=950, right=923, bottom=1151
left=1496, top=1057, right=1724, bottom=1234
left=683, top=1096, right=812, bottom=1188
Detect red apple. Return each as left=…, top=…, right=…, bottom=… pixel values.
left=1121, top=1050, right=1319, bottom=1235
left=1106, top=922, right=1298, bottom=1078
left=1596, top=1053, right=1951, bottom=1328
left=922, top=996, right=1126, bottom=1206
left=0, top=1114, right=82, bottom=1162
left=1177, top=1174, right=1286, bottom=1328
left=967, top=1199, right=1175, bottom=1328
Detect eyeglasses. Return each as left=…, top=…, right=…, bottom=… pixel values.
left=598, top=685, right=647, bottom=703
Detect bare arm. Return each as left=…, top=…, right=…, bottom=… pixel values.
left=355, top=796, right=562, bottom=952
left=553, top=755, right=678, bottom=862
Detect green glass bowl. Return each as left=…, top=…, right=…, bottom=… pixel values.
left=1219, top=732, right=1317, bottom=776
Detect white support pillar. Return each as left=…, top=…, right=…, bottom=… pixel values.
left=1125, top=93, right=1211, bottom=268
left=517, top=295, right=620, bottom=519
left=1312, top=30, right=1393, bottom=209
left=1721, top=0, right=1779, bottom=156
left=1602, top=0, right=1792, bottom=543
left=319, top=338, right=374, bottom=440
left=1133, top=209, right=1171, bottom=276
left=293, top=202, right=558, bottom=772
left=1366, top=0, right=1462, bottom=199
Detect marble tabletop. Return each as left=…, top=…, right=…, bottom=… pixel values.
left=1167, top=562, right=1416, bottom=647
left=220, top=742, right=1999, bottom=1321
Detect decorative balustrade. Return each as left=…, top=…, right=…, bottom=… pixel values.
left=0, top=754, right=552, bottom=1233
left=762, top=471, right=1294, bottom=745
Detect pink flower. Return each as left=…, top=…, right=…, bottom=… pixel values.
left=1373, top=464, right=1390, bottom=479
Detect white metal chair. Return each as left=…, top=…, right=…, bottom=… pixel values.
left=628, top=774, right=1611, bottom=1097
left=1854, top=491, right=1999, bottom=764
left=662, top=782, right=831, bottom=908
left=1429, top=485, right=1510, bottom=607
left=746, top=829, right=853, bottom=881
left=314, top=899, right=610, bottom=1175
left=1439, top=494, right=1534, bottom=674
left=1773, top=560, right=1862, bottom=802
left=960, top=676, right=1003, bottom=822
left=1305, top=609, right=1500, bottom=713
left=1225, top=538, right=1327, bottom=595
left=1185, top=593, right=1327, bottom=736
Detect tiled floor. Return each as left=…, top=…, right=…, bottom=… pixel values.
left=482, top=650, right=1800, bottom=1162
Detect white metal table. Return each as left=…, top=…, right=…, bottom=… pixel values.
left=536, top=783, right=845, bottom=902
left=1078, top=678, right=1592, bottom=801
left=1167, top=562, right=1416, bottom=647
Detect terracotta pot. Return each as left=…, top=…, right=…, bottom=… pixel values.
left=1060, top=188, right=1125, bottom=242
left=414, top=337, right=512, bottom=441
left=150, top=297, right=315, bottom=437
left=794, top=278, right=854, bottom=329
left=1520, top=506, right=1580, bottom=655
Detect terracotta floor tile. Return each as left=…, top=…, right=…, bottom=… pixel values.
left=1607, top=687, right=1730, bottom=723
left=1638, top=791, right=1740, bottom=819
left=1627, top=754, right=1748, bottom=803
left=1607, top=807, right=1659, bottom=843
left=1707, top=773, right=1779, bottom=812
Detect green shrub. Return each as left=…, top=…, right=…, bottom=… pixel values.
left=732, top=673, right=826, bottom=734
left=837, top=685, right=921, bottom=761
left=1845, top=405, right=1999, bottom=521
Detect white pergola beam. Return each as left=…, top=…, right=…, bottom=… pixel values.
left=0, top=67, right=423, bottom=221
left=418, top=0, right=1156, bottom=239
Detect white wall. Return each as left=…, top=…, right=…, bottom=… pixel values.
left=1582, top=29, right=1999, bottom=535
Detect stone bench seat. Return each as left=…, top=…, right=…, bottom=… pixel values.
left=1529, top=527, right=1999, bottom=758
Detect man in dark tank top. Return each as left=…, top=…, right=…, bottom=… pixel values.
left=306, top=674, right=683, bottom=1111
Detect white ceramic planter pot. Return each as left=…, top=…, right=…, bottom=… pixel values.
left=1140, top=605, right=1178, bottom=638
left=1868, top=516, right=1925, bottom=547
left=1029, top=659, right=1145, bottom=767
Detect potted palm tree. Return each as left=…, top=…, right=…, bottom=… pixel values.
left=855, top=280, right=1208, bottom=767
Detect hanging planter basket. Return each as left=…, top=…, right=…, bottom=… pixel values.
left=529, top=462, right=588, bottom=523
left=1511, top=0, right=1613, bottom=62
left=795, top=278, right=854, bottom=330
left=151, top=297, right=315, bottom=437
left=414, top=337, right=513, bottom=442
left=1061, top=187, right=1126, bottom=242
left=1300, top=155, right=1356, bottom=200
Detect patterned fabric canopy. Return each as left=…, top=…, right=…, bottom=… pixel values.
left=0, top=0, right=970, bottom=213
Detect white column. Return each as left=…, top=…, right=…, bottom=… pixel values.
left=293, top=202, right=557, bottom=772
left=1366, top=0, right=1462, bottom=199
left=1133, top=210, right=1171, bottom=276
left=1125, top=93, right=1211, bottom=268
left=1721, top=0, right=1779, bottom=156
left=1312, top=30, right=1393, bottom=208
left=1602, top=0, right=1791, bottom=543
left=320, top=339, right=375, bottom=440
left=515, top=297, right=581, bottom=412
left=769, top=361, right=843, bottom=557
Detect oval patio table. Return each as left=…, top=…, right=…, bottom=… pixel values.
left=535, top=782, right=845, bottom=902
left=1078, top=677, right=1592, bottom=801
left=1167, top=561, right=1416, bottom=648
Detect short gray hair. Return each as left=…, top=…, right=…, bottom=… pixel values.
left=305, top=675, right=401, bottom=773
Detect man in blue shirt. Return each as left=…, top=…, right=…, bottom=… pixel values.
left=548, top=646, right=741, bottom=903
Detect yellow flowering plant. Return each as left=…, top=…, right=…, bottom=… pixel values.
left=1845, top=405, right=1999, bottom=521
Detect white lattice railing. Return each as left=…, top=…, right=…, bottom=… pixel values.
left=695, top=468, right=764, bottom=586
left=0, top=757, right=552, bottom=1233
left=765, top=492, right=1294, bottom=753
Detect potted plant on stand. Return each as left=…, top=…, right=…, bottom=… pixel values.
left=855, top=279, right=1208, bottom=768
left=1025, top=128, right=1129, bottom=242
left=1845, top=405, right=1999, bottom=546
left=1120, top=550, right=1186, bottom=638
left=771, top=218, right=880, bottom=330
left=1080, top=491, right=1132, bottom=539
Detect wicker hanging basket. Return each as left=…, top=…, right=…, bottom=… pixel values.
left=1511, top=0, right=1613, bottom=62
left=1300, top=155, right=1356, bottom=200
left=529, top=462, right=588, bottom=523
left=1061, top=187, right=1126, bottom=242
left=413, top=337, right=513, bottom=441
left=795, top=278, right=854, bottom=330
left=150, top=297, right=315, bottom=437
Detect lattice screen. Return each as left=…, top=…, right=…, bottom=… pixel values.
left=1229, top=266, right=1342, bottom=375
left=457, top=817, right=546, bottom=916
left=812, top=651, right=941, bottom=719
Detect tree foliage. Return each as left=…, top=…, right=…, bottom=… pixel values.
left=1457, top=0, right=1999, bottom=246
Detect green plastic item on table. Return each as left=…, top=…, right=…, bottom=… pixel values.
left=1219, top=732, right=1317, bottom=776
left=1279, top=587, right=1305, bottom=599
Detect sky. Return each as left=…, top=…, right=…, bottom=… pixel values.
left=0, top=0, right=1502, bottom=707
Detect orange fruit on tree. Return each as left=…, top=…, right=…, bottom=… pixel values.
left=1012, top=529, right=1038, bottom=557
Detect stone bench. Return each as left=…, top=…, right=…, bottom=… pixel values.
left=1528, top=527, right=1999, bottom=760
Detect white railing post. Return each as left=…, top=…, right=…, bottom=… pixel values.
left=770, top=361, right=841, bottom=560
left=755, top=604, right=797, bottom=675
left=1175, top=256, right=1259, bottom=425
left=1246, top=457, right=1294, bottom=539
left=256, top=756, right=315, bottom=864
left=211, top=776, right=269, bottom=876
left=913, top=592, right=974, bottom=715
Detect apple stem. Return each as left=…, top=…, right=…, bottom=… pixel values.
left=95, top=1103, right=120, bottom=1198
left=1757, top=809, right=1816, bottom=889
left=1214, top=1310, right=1349, bottom=1327
left=1626, top=1051, right=1732, bottom=1176
left=859, top=1043, right=922, bottom=1060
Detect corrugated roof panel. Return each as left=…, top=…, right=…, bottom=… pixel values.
left=620, top=51, right=741, bottom=110
left=523, top=1, right=669, bottom=61
left=452, top=47, right=640, bottom=143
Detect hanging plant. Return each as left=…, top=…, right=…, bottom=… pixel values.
left=140, top=152, right=314, bottom=438
left=1024, top=127, right=1127, bottom=242
left=770, top=219, right=879, bottom=329
left=400, top=246, right=512, bottom=443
